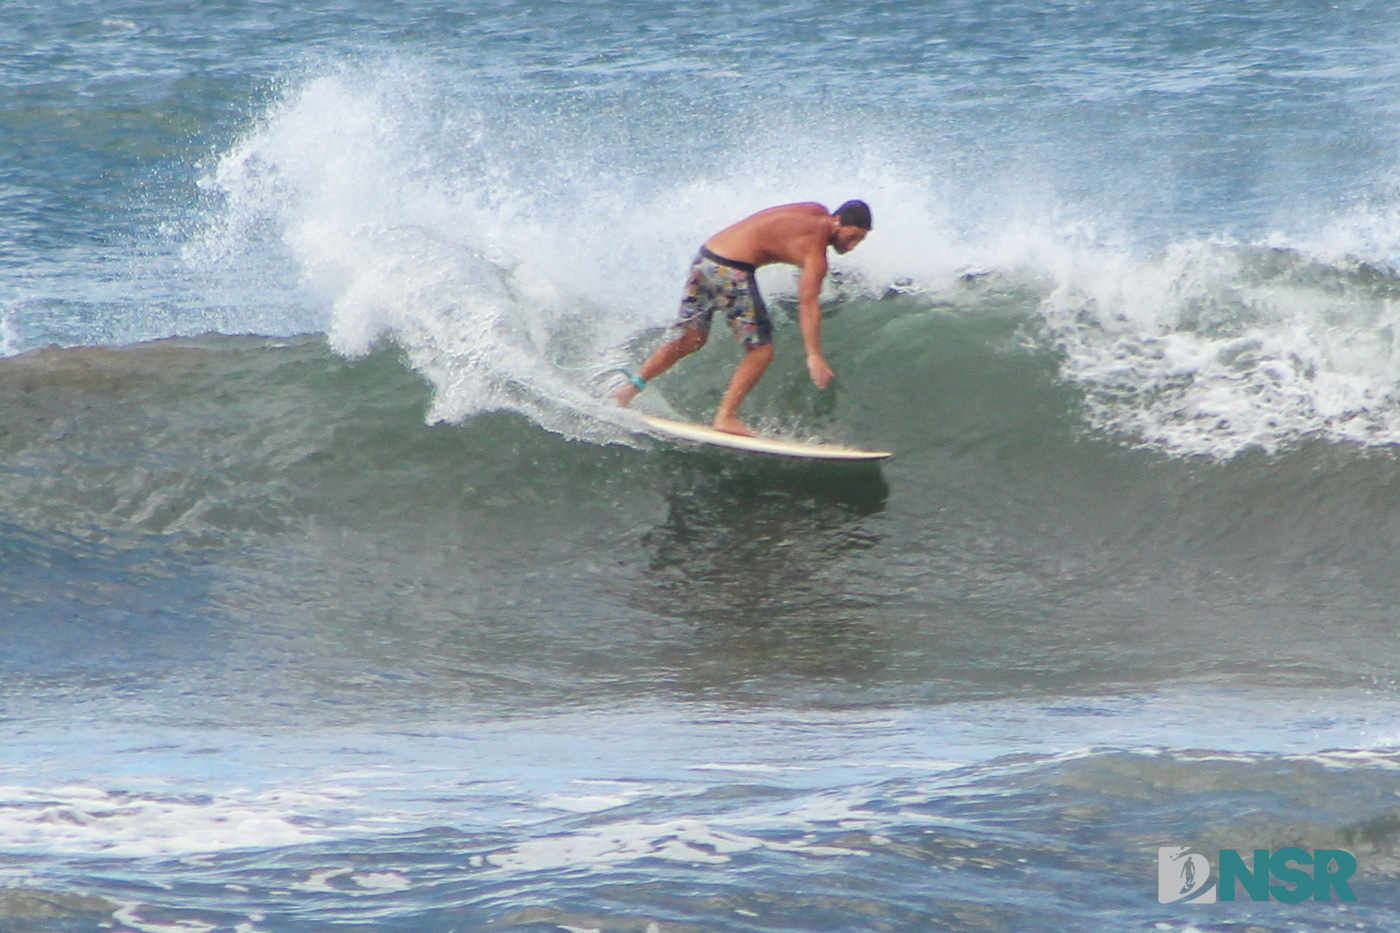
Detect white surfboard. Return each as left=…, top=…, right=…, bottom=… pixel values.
left=639, top=414, right=891, bottom=462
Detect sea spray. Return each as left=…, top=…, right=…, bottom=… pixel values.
left=196, top=65, right=964, bottom=440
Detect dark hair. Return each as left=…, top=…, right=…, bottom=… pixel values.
left=834, top=199, right=872, bottom=230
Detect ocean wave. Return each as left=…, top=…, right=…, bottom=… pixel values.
left=181, top=64, right=1400, bottom=462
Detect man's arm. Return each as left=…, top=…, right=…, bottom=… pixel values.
left=797, top=248, right=834, bottom=388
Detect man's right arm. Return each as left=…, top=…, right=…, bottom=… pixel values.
left=797, top=248, right=834, bottom=389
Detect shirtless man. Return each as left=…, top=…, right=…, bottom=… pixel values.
left=616, top=200, right=872, bottom=436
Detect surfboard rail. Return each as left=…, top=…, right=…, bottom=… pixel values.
left=638, top=414, right=891, bottom=462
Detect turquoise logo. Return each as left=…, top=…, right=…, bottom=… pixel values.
left=1159, top=847, right=1357, bottom=904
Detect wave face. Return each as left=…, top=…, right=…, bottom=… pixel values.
left=2, top=330, right=1398, bottom=699
left=8, top=1, right=1400, bottom=931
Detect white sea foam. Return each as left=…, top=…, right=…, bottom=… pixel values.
left=483, top=817, right=859, bottom=874
left=1010, top=227, right=1400, bottom=458
left=112, top=904, right=218, bottom=933
left=540, top=792, right=638, bottom=813
left=351, top=871, right=412, bottom=892
left=0, top=784, right=357, bottom=858
left=289, top=867, right=412, bottom=894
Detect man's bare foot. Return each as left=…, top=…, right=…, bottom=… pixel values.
left=711, top=414, right=757, bottom=437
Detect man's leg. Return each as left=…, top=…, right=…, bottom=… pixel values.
left=712, top=343, right=774, bottom=436
left=615, top=327, right=708, bottom=407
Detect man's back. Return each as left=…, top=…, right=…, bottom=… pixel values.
left=704, top=202, right=831, bottom=269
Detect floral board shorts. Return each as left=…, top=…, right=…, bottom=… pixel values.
left=675, top=246, right=773, bottom=348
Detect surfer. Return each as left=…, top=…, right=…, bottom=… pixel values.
left=616, top=200, right=872, bottom=436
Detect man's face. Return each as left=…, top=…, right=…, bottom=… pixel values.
left=832, top=224, right=868, bottom=255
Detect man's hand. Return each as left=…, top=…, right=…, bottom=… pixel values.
left=807, top=353, right=835, bottom=388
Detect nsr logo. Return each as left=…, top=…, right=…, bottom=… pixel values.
left=1158, top=846, right=1358, bottom=904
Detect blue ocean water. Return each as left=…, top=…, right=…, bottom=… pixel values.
left=5, top=1, right=1400, bottom=930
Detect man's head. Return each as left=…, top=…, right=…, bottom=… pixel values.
left=831, top=199, right=871, bottom=254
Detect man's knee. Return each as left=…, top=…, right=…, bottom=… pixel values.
left=677, top=328, right=708, bottom=352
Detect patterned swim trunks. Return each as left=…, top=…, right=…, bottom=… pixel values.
left=675, top=246, right=773, bottom=348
